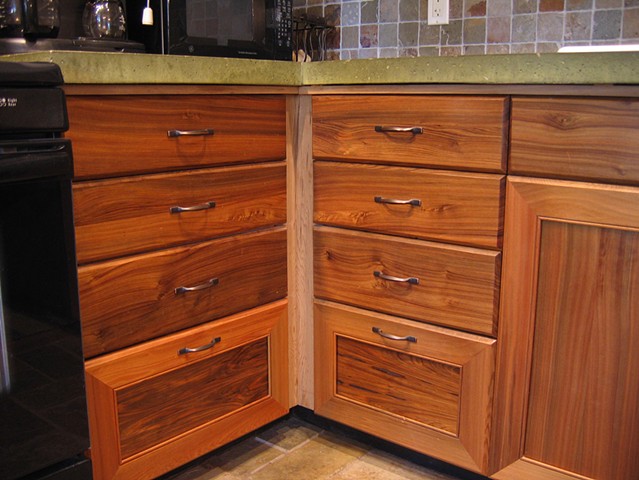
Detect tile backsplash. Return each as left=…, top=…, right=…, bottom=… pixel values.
left=293, top=0, right=639, bottom=58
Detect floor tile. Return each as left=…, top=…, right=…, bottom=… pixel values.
left=256, top=416, right=323, bottom=451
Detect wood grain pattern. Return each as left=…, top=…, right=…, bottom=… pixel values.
left=79, top=227, right=287, bottom=358
left=336, top=336, right=461, bottom=434
left=85, top=300, right=288, bottom=480
left=491, top=177, right=639, bottom=479
left=314, top=226, right=501, bottom=336
left=312, top=95, right=508, bottom=173
left=286, top=94, right=315, bottom=408
left=73, top=162, right=286, bottom=263
left=315, top=300, right=495, bottom=474
left=314, top=161, right=505, bottom=249
left=510, top=97, right=639, bottom=185
left=117, top=339, right=269, bottom=458
left=524, top=221, right=639, bottom=479
left=66, top=95, right=286, bottom=179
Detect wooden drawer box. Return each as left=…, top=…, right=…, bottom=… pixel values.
left=73, top=162, right=286, bottom=263
left=312, top=95, right=508, bottom=173
left=314, top=161, right=505, bottom=249
left=79, top=227, right=287, bottom=358
left=67, top=95, right=286, bottom=179
left=85, top=300, right=288, bottom=480
left=314, top=226, right=500, bottom=336
left=314, top=300, right=495, bottom=474
left=510, top=97, right=639, bottom=185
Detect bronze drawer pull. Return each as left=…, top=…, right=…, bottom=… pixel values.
left=374, top=270, right=420, bottom=285
left=170, top=201, right=216, bottom=213
left=374, top=125, right=423, bottom=135
left=374, top=196, right=422, bottom=207
left=372, top=327, right=417, bottom=343
left=178, top=336, right=221, bottom=355
left=167, top=128, right=215, bottom=137
left=174, top=277, right=219, bottom=295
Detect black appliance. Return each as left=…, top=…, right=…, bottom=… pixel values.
left=0, top=62, right=92, bottom=480
left=127, top=0, right=292, bottom=60
left=0, top=0, right=145, bottom=54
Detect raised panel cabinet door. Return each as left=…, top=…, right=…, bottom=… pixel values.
left=491, top=177, right=639, bottom=480
left=315, top=300, right=496, bottom=475
left=66, top=95, right=287, bottom=179
left=85, top=300, right=289, bottom=480
left=314, top=161, right=505, bottom=249
left=79, top=227, right=287, bottom=357
left=73, top=162, right=287, bottom=263
left=312, top=95, right=508, bottom=173
left=314, top=226, right=501, bottom=336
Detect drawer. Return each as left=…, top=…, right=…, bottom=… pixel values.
left=314, top=161, right=505, bottom=249
left=85, top=300, right=288, bottom=480
left=314, top=300, right=495, bottom=474
left=67, top=95, right=286, bottom=179
left=312, top=95, right=507, bottom=173
left=73, top=162, right=286, bottom=263
left=314, top=226, right=500, bottom=336
left=79, top=227, right=287, bottom=358
left=510, top=97, right=639, bottom=185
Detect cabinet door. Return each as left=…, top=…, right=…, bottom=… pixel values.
left=491, top=177, right=639, bottom=480
left=85, top=301, right=288, bottom=480
left=315, top=300, right=495, bottom=475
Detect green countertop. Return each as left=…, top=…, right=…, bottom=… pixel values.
left=2, top=50, right=639, bottom=85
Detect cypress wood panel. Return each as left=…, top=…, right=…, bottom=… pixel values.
left=312, top=95, right=508, bottom=173
left=336, top=336, right=461, bottom=434
left=117, top=339, right=269, bottom=459
left=66, top=95, right=286, bottom=179
left=314, top=226, right=500, bottom=336
left=79, top=227, right=287, bottom=358
left=85, top=301, right=289, bottom=480
left=524, top=221, right=639, bottom=479
left=510, top=97, right=639, bottom=185
left=314, top=300, right=495, bottom=474
left=314, top=161, right=505, bottom=249
left=491, top=177, right=639, bottom=480
left=73, top=162, right=286, bottom=263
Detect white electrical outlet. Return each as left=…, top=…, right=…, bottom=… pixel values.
left=428, top=0, right=449, bottom=25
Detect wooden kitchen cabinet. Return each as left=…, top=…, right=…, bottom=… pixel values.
left=85, top=300, right=288, bottom=480
left=311, top=93, right=506, bottom=476
left=491, top=96, right=639, bottom=480
left=67, top=90, right=290, bottom=479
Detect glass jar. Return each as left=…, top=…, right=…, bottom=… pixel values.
left=82, top=0, right=126, bottom=39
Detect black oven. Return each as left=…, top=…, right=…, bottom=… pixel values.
left=0, top=62, right=91, bottom=480
left=128, top=0, right=293, bottom=60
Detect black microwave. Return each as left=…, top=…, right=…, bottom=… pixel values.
left=127, top=0, right=293, bottom=60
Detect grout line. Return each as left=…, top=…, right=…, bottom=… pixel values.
left=249, top=428, right=325, bottom=474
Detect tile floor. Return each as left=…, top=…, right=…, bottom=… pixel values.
left=160, top=414, right=488, bottom=480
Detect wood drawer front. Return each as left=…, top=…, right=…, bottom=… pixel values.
left=67, top=95, right=286, bottom=179
left=314, top=227, right=500, bottom=336
left=315, top=300, right=495, bottom=474
left=79, top=227, right=287, bottom=358
left=73, top=162, right=286, bottom=263
left=510, top=97, right=639, bottom=185
left=312, top=95, right=507, bottom=173
left=85, top=301, right=289, bottom=480
left=314, top=161, right=505, bottom=249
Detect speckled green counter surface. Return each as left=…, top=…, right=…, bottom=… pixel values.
left=302, top=52, right=639, bottom=85
left=0, top=51, right=301, bottom=85
left=2, top=50, right=639, bottom=85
